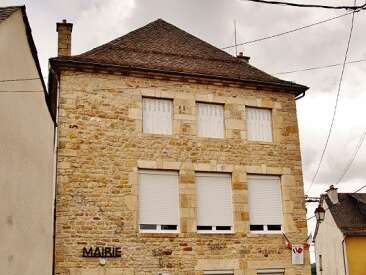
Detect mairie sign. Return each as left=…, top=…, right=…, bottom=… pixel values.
left=82, top=246, right=122, bottom=258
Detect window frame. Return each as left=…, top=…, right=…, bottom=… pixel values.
left=196, top=102, right=225, bottom=139
left=247, top=174, right=283, bottom=234
left=245, top=106, right=273, bottom=142
left=195, top=172, right=234, bottom=234
left=138, top=169, right=180, bottom=234
left=142, top=97, right=173, bottom=135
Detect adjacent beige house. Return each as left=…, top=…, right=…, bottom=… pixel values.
left=0, top=5, right=54, bottom=275
left=314, top=192, right=366, bottom=275
left=49, top=18, right=310, bottom=275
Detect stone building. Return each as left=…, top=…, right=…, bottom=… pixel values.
left=49, top=18, right=310, bottom=275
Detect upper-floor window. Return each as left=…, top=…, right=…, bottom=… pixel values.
left=138, top=170, right=179, bottom=232
left=196, top=172, right=233, bottom=233
left=257, top=269, right=284, bottom=275
left=143, top=97, right=172, bottom=135
left=197, top=102, right=224, bottom=138
left=247, top=175, right=283, bottom=233
left=246, top=107, right=273, bottom=142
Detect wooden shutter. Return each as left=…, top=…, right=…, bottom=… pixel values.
left=197, top=103, right=224, bottom=138
left=138, top=170, right=179, bottom=226
left=246, top=107, right=273, bottom=142
left=247, top=175, right=283, bottom=226
left=196, top=173, right=233, bottom=227
left=143, top=98, right=172, bottom=134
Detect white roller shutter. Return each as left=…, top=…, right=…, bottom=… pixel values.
left=143, top=98, right=172, bottom=134
left=246, top=107, right=273, bottom=142
left=248, top=175, right=283, bottom=227
left=196, top=173, right=233, bottom=227
left=138, top=170, right=179, bottom=226
left=197, top=103, right=224, bottom=138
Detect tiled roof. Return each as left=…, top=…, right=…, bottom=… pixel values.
left=0, top=6, right=21, bottom=24
left=326, top=193, right=366, bottom=236
left=53, top=19, right=307, bottom=93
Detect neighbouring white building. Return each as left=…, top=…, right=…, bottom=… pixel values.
left=0, top=5, right=55, bottom=275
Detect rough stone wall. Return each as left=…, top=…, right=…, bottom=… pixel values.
left=55, top=70, right=310, bottom=275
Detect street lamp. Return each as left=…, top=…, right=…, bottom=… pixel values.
left=314, top=205, right=326, bottom=223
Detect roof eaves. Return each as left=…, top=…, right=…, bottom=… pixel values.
left=50, top=57, right=309, bottom=95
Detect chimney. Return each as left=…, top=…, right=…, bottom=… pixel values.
left=237, top=52, right=250, bottom=63
left=56, top=19, right=73, bottom=57
left=326, top=185, right=339, bottom=204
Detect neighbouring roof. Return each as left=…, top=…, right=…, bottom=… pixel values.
left=326, top=193, right=366, bottom=236
left=51, top=19, right=308, bottom=94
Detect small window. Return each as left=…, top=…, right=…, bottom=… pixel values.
left=248, top=175, right=283, bottom=233
left=197, top=102, right=224, bottom=138
left=139, top=170, right=179, bottom=233
left=143, top=97, right=172, bottom=134
left=246, top=107, right=273, bottom=142
left=196, top=173, right=233, bottom=233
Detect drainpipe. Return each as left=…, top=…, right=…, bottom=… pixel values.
left=342, top=237, right=348, bottom=275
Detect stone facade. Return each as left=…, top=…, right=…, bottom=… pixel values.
left=54, top=69, right=310, bottom=275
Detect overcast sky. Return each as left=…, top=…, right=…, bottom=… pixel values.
left=3, top=0, right=366, bottom=258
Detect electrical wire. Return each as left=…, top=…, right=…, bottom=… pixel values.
left=335, top=129, right=366, bottom=186
left=221, top=10, right=360, bottom=50
left=242, top=0, right=366, bottom=10
left=275, top=59, right=366, bottom=75
left=306, top=3, right=357, bottom=195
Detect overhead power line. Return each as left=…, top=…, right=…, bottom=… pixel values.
left=275, top=59, right=366, bottom=75
left=335, top=129, right=366, bottom=186
left=221, top=10, right=359, bottom=50
left=306, top=2, right=357, bottom=195
left=242, top=0, right=366, bottom=10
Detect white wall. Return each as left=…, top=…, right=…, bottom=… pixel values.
left=314, top=201, right=347, bottom=275
left=0, top=9, right=54, bottom=275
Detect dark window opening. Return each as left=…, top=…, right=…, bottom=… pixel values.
left=267, top=224, right=281, bottom=231
left=250, top=224, right=264, bottom=231
left=216, top=226, right=231, bottom=231
left=161, top=225, right=178, bottom=230
left=140, top=224, right=157, bottom=230
left=197, top=225, right=213, bottom=230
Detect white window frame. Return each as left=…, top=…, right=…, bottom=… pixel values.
left=196, top=172, right=234, bottom=234
left=142, top=97, right=173, bottom=135
left=138, top=170, right=180, bottom=233
left=197, top=102, right=225, bottom=138
left=247, top=175, right=283, bottom=234
left=249, top=225, right=283, bottom=234
left=139, top=224, right=179, bottom=233
left=246, top=106, right=273, bottom=142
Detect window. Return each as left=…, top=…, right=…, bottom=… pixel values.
left=257, top=268, right=284, bottom=275
left=197, top=103, right=224, bottom=138
left=143, top=97, right=172, bottom=134
left=196, top=173, right=233, bottom=233
left=248, top=175, right=283, bottom=233
left=246, top=107, right=273, bottom=142
left=138, top=170, right=179, bottom=232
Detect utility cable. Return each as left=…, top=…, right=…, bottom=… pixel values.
left=242, top=0, right=366, bottom=10
left=221, top=10, right=360, bottom=50
left=306, top=4, right=357, bottom=194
